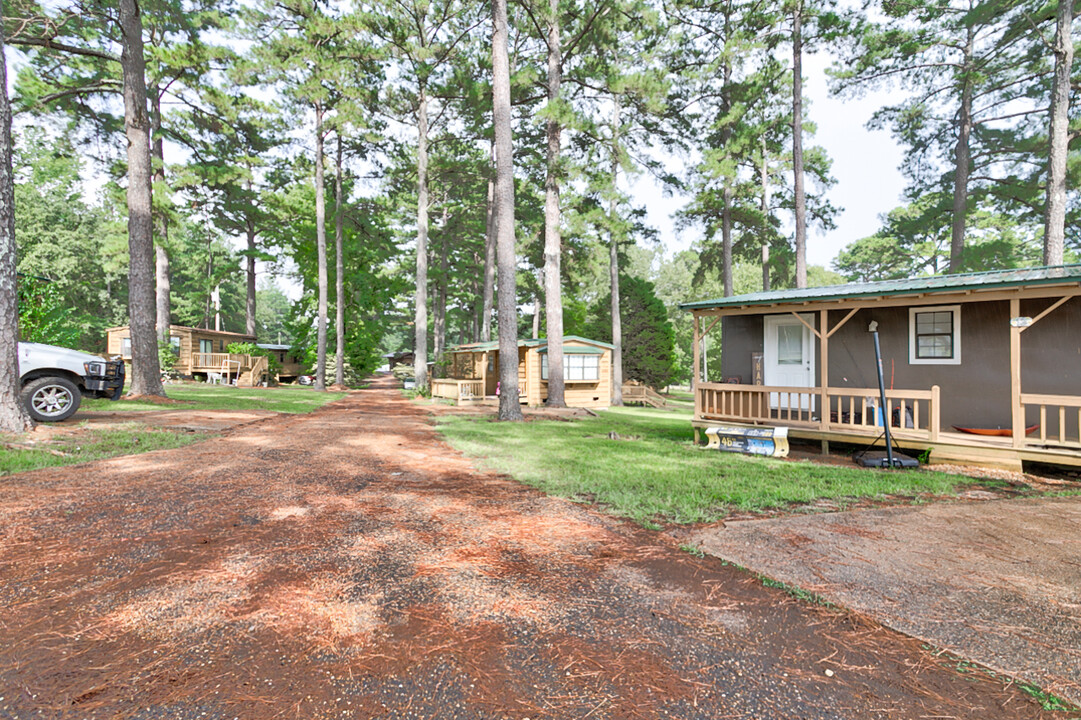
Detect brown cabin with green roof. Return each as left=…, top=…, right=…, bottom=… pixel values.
left=680, top=265, right=1081, bottom=471
left=433, top=336, right=613, bottom=409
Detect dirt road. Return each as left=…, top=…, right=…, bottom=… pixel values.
left=0, top=379, right=1065, bottom=719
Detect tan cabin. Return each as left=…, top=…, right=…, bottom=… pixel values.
left=257, top=343, right=305, bottom=382
left=432, top=336, right=614, bottom=409
left=106, top=325, right=270, bottom=387
left=682, top=265, right=1081, bottom=471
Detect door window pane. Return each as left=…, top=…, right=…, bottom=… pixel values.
left=200, top=339, right=213, bottom=354
left=777, top=324, right=803, bottom=365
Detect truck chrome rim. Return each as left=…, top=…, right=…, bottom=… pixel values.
left=31, top=384, right=74, bottom=418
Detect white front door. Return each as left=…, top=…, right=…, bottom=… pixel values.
left=763, top=315, right=815, bottom=410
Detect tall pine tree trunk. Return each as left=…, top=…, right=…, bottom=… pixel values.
left=720, top=24, right=734, bottom=298
left=761, top=143, right=771, bottom=292
left=414, top=85, right=430, bottom=390
left=949, top=26, right=974, bottom=273
left=532, top=293, right=540, bottom=339
left=335, top=135, right=345, bottom=386
left=244, top=194, right=256, bottom=336
left=470, top=260, right=481, bottom=342
left=481, top=139, right=496, bottom=343
left=120, top=0, right=163, bottom=397
left=492, top=0, right=523, bottom=421
left=792, top=0, right=807, bottom=289
left=434, top=207, right=448, bottom=362
left=543, top=0, right=566, bottom=407
left=244, top=169, right=257, bottom=338
left=609, top=94, right=623, bottom=407
left=314, top=101, right=328, bottom=391
left=1044, top=0, right=1073, bottom=266
left=0, top=21, right=31, bottom=432
left=150, top=89, right=170, bottom=341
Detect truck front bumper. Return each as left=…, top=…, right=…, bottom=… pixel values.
left=84, top=359, right=126, bottom=399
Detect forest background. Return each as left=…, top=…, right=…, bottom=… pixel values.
left=6, top=0, right=1078, bottom=394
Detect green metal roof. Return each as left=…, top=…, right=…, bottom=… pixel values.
left=679, top=264, right=1081, bottom=311
left=447, top=335, right=613, bottom=353
left=537, top=345, right=605, bottom=354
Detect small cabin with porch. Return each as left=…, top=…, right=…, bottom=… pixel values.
left=257, top=343, right=305, bottom=383
left=681, top=265, right=1081, bottom=470
left=433, top=336, right=613, bottom=408
left=106, top=324, right=270, bottom=387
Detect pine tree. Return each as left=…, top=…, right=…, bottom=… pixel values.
left=492, top=0, right=523, bottom=421
left=0, top=19, right=32, bottom=432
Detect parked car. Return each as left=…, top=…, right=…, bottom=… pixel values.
left=17, top=342, right=125, bottom=422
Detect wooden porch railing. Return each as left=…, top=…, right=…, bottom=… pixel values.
left=1021, top=393, right=1081, bottom=449
left=698, top=383, right=819, bottom=427
left=695, top=382, right=941, bottom=442
left=192, top=352, right=246, bottom=372
left=432, top=378, right=484, bottom=405
left=827, top=386, right=940, bottom=441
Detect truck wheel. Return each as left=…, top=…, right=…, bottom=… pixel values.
left=21, top=376, right=81, bottom=422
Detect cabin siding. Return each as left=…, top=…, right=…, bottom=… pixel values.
left=106, top=325, right=256, bottom=377
left=443, top=337, right=613, bottom=409
left=719, top=298, right=1081, bottom=433
left=538, top=341, right=612, bottom=409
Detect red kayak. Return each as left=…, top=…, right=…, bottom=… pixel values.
left=952, top=424, right=1039, bottom=437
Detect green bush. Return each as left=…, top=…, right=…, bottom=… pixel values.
left=391, top=362, right=415, bottom=382
left=158, top=340, right=179, bottom=378
left=226, top=341, right=282, bottom=373
left=18, top=278, right=83, bottom=348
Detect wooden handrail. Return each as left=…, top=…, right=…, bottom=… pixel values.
left=1019, top=392, right=1081, bottom=447
left=694, top=382, right=941, bottom=441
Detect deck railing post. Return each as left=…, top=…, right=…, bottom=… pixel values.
left=930, top=385, right=940, bottom=442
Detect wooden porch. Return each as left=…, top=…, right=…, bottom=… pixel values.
left=688, top=273, right=1081, bottom=471
left=431, top=377, right=529, bottom=406
left=692, top=381, right=1081, bottom=471
left=188, top=352, right=270, bottom=388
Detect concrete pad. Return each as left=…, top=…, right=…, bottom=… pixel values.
left=690, top=496, right=1081, bottom=705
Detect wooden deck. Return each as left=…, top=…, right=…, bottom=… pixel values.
left=693, top=382, right=1081, bottom=471
left=431, top=378, right=529, bottom=406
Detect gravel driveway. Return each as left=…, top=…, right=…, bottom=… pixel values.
left=690, top=496, right=1081, bottom=707
left=0, top=377, right=1068, bottom=719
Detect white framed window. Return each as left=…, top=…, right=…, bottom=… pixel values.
left=120, top=337, right=132, bottom=358
left=909, top=305, right=961, bottom=365
left=169, top=335, right=181, bottom=356
left=200, top=339, right=213, bottom=354
left=541, top=353, right=600, bottom=381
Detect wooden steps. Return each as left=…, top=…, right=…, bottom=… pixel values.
left=623, top=382, right=667, bottom=408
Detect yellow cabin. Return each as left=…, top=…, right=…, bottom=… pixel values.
left=432, top=336, right=614, bottom=408
left=105, top=325, right=273, bottom=386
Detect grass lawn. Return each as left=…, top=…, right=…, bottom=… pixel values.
left=0, top=424, right=208, bottom=476
left=83, top=383, right=347, bottom=414
left=437, top=406, right=984, bottom=525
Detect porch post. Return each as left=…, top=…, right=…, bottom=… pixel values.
left=481, top=352, right=488, bottom=396
left=693, top=313, right=701, bottom=423
left=1010, top=297, right=1024, bottom=448
left=819, top=309, right=829, bottom=432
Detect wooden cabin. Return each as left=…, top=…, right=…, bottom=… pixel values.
left=106, top=325, right=269, bottom=387
left=681, top=265, right=1081, bottom=471
left=433, top=336, right=613, bottom=409
left=257, top=343, right=305, bottom=383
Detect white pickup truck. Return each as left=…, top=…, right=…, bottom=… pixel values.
left=17, top=342, right=126, bottom=422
